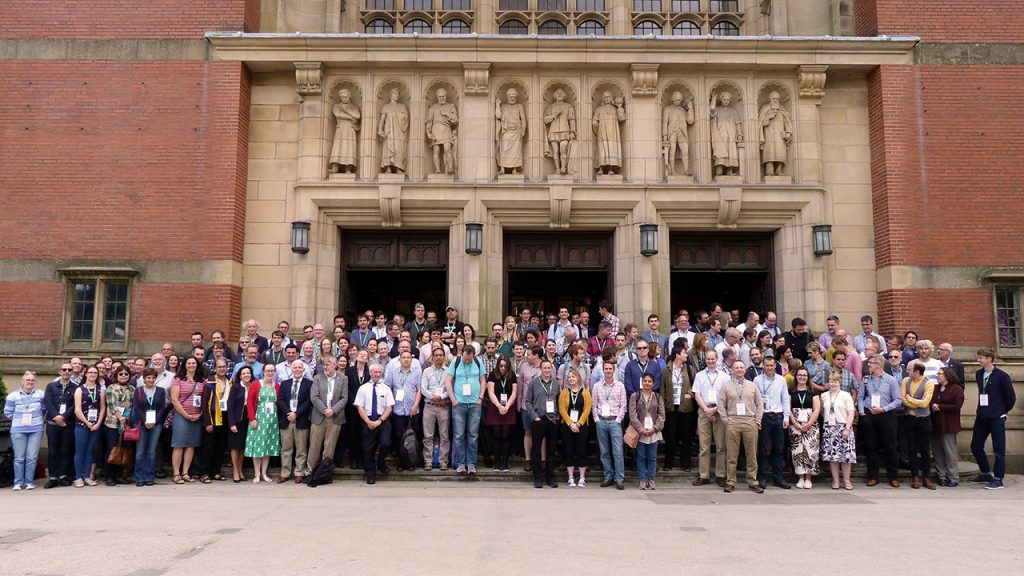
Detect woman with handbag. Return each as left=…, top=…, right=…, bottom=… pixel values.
left=227, top=364, right=254, bottom=483
left=132, top=368, right=167, bottom=486
left=169, top=357, right=205, bottom=484
left=102, top=367, right=135, bottom=486
left=73, top=366, right=106, bottom=487
left=199, top=359, right=233, bottom=483
left=629, top=373, right=665, bottom=490
left=245, top=363, right=281, bottom=483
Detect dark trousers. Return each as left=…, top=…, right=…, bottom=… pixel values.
left=897, top=413, right=910, bottom=465
left=560, top=424, right=589, bottom=468
left=342, top=407, right=363, bottom=467
left=663, top=410, right=696, bottom=469
left=860, top=411, right=899, bottom=481
left=531, top=418, right=558, bottom=482
left=488, top=423, right=513, bottom=469
left=757, top=413, right=786, bottom=482
left=361, top=419, right=391, bottom=481
left=46, top=423, right=75, bottom=480
left=199, top=425, right=229, bottom=477
left=905, top=415, right=932, bottom=479
left=971, top=415, right=1007, bottom=479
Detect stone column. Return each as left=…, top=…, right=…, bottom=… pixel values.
left=295, top=61, right=325, bottom=181
left=358, top=72, right=377, bottom=180
left=630, top=64, right=660, bottom=183
left=692, top=75, right=712, bottom=183
left=476, top=0, right=497, bottom=34
left=462, top=63, right=492, bottom=182
left=796, top=65, right=827, bottom=184
left=608, top=0, right=630, bottom=36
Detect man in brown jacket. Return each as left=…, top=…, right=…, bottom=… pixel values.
left=719, top=360, right=764, bottom=493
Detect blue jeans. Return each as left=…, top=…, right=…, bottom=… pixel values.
left=596, top=419, right=624, bottom=481
left=135, top=425, right=162, bottom=483
left=73, top=426, right=101, bottom=480
left=636, top=441, right=657, bottom=481
left=757, top=412, right=786, bottom=483
left=11, top=430, right=43, bottom=487
left=971, top=415, right=1007, bottom=479
left=452, top=402, right=481, bottom=467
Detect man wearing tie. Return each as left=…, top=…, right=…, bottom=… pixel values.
left=355, top=364, right=395, bottom=484
left=277, top=360, right=313, bottom=484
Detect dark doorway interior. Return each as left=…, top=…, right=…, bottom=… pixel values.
left=671, top=271, right=772, bottom=322
left=340, top=231, right=448, bottom=319
left=670, top=232, right=774, bottom=320
left=506, top=270, right=608, bottom=322
left=345, top=270, right=447, bottom=320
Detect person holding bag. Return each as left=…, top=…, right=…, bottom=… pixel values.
left=102, top=367, right=135, bottom=486
left=662, top=344, right=696, bottom=471
left=629, top=373, right=665, bottom=490
left=132, top=368, right=167, bottom=487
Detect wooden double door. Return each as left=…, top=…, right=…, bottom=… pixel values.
left=341, top=231, right=448, bottom=319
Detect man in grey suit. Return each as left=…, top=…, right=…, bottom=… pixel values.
left=308, top=356, right=349, bottom=473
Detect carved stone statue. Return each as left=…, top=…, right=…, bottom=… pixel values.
left=710, top=91, right=743, bottom=177
left=662, top=91, right=694, bottom=176
left=592, top=91, right=626, bottom=175
left=758, top=91, right=793, bottom=176
left=328, top=89, right=361, bottom=174
left=378, top=88, right=409, bottom=174
left=495, top=88, right=527, bottom=174
left=543, top=88, right=576, bottom=176
left=425, top=88, right=459, bottom=175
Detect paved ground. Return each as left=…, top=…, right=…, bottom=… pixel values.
left=2, top=475, right=1021, bottom=576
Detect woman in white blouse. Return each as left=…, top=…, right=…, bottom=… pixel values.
left=820, top=372, right=857, bottom=490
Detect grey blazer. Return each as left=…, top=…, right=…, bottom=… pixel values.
left=310, top=372, right=349, bottom=425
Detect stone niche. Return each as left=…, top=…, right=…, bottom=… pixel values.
left=423, top=78, right=461, bottom=181
left=708, top=79, right=745, bottom=182
left=756, top=80, right=795, bottom=183
left=325, top=78, right=362, bottom=179
left=590, top=80, right=627, bottom=180
left=375, top=78, right=412, bottom=178
left=541, top=80, right=580, bottom=180
left=493, top=78, right=529, bottom=180
left=659, top=81, right=697, bottom=182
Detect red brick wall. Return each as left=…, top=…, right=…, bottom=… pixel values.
left=0, top=0, right=258, bottom=38
left=857, top=1, right=1023, bottom=42
left=0, top=61, right=250, bottom=263
left=0, top=284, right=63, bottom=340
left=132, top=284, right=242, bottom=343
left=878, top=289, right=995, bottom=347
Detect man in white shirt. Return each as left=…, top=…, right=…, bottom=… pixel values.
left=753, top=356, right=791, bottom=489
left=692, top=349, right=727, bottom=487
left=547, top=307, right=573, bottom=342
left=354, top=364, right=395, bottom=484
left=420, top=347, right=450, bottom=470
left=667, top=311, right=694, bottom=352
left=714, top=328, right=742, bottom=363
left=756, top=311, right=782, bottom=338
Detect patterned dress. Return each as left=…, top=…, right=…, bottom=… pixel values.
left=788, top=388, right=820, bottom=475
left=244, top=382, right=281, bottom=458
left=820, top=390, right=857, bottom=464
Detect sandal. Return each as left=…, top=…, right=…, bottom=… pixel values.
left=200, top=475, right=212, bottom=484
left=831, top=482, right=840, bottom=490
left=213, top=475, right=227, bottom=482
left=182, top=474, right=194, bottom=483
left=173, top=475, right=185, bottom=485
left=845, top=482, right=854, bottom=491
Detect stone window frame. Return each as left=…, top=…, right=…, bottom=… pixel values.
left=362, top=1, right=475, bottom=34
left=59, top=267, right=138, bottom=353
left=984, top=271, right=1024, bottom=355
left=630, top=0, right=746, bottom=35
left=496, top=0, right=609, bottom=34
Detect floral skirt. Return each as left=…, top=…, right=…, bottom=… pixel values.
left=821, top=423, right=857, bottom=464
left=789, top=424, right=820, bottom=475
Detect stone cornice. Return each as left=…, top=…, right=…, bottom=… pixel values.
left=206, top=33, right=919, bottom=71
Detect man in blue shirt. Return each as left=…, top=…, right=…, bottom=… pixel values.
left=444, top=346, right=486, bottom=474
left=623, top=341, right=662, bottom=396
left=970, top=348, right=1017, bottom=490
left=754, top=357, right=791, bottom=489
left=858, top=356, right=903, bottom=487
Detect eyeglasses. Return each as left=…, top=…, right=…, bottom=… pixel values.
left=888, top=355, right=900, bottom=359
left=60, top=368, right=72, bottom=372
left=636, top=346, right=648, bottom=350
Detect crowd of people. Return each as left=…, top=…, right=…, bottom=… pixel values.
left=4, top=303, right=1016, bottom=492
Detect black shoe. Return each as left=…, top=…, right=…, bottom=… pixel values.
left=116, top=477, right=132, bottom=485
left=366, top=478, right=376, bottom=485
left=969, top=473, right=994, bottom=483
left=947, top=480, right=959, bottom=488
left=59, top=477, right=72, bottom=487
left=136, top=482, right=145, bottom=487
left=600, top=479, right=615, bottom=488
left=547, top=481, right=558, bottom=488
left=615, top=481, right=625, bottom=490
left=937, top=478, right=948, bottom=487
left=716, top=477, right=727, bottom=488
left=534, top=481, right=543, bottom=489
left=378, top=464, right=391, bottom=475
left=105, top=478, right=117, bottom=487
left=44, top=479, right=60, bottom=490
left=773, top=480, right=791, bottom=490
left=758, top=479, right=768, bottom=489
left=145, top=481, right=155, bottom=486
left=662, top=467, right=674, bottom=472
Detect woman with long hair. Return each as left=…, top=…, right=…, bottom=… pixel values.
left=558, top=368, right=592, bottom=487
left=789, top=366, right=821, bottom=489
left=343, top=349, right=371, bottom=469
left=688, top=332, right=709, bottom=373
left=485, top=356, right=518, bottom=472
left=102, top=367, right=134, bottom=486
left=662, top=343, right=696, bottom=471
left=169, top=356, right=205, bottom=484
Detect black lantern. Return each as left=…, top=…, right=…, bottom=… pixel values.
left=465, top=222, right=483, bottom=255
left=812, top=224, right=833, bottom=256
left=291, top=221, right=310, bottom=254
left=640, top=224, right=658, bottom=257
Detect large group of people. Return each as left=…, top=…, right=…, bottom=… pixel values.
left=4, top=304, right=1015, bottom=493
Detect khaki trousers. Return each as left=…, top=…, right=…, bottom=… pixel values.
left=697, top=410, right=726, bottom=479
left=726, top=421, right=759, bottom=487
left=280, top=423, right=310, bottom=478
left=307, top=420, right=342, bottom=473
left=422, top=403, right=451, bottom=466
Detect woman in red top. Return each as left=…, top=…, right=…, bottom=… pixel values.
left=930, top=367, right=964, bottom=487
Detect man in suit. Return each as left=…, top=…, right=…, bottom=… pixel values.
left=277, top=360, right=314, bottom=484
left=937, top=343, right=965, bottom=386
left=308, top=356, right=349, bottom=474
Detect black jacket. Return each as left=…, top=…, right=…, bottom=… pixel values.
left=277, top=377, right=313, bottom=429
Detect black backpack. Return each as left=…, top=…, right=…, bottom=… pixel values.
left=306, top=457, right=335, bottom=488
left=399, top=427, right=421, bottom=470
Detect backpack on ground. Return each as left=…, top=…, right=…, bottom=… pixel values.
left=307, top=457, right=335, bottom=487
left=399, top=427, right=421, bottom=470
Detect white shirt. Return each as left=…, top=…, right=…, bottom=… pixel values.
left=693, top=368, right=724, bottom=407
left=275, top=361, right=312, bottom=383
left=667, top=330, right=692, bottom=352
left=756, top=323, right=782, bottom=338
left=353, top=380, right=395, bottom=416
left=753, top=373, right=791, bottom=423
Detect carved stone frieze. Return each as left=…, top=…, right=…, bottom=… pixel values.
left=294, top=61, right=323, bottom=101
left=797, top=65, right=828, bottom=98
left=463, top=63, right=490, bottom=96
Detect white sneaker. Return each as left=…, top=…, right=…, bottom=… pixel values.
left=577, top=478, right=586, bottom=488
left=24, top=484, right=36, bottom=490
left=567, top=478, right=576, bottom=487
left=796, top=478, right=806, bottom=489
left=804, top=479, right=812, bottom=490
left=12, top=485, right=22, bottom=491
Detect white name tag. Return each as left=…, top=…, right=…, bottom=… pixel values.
left=979, top=394, right=989, bottom=407
left=21, top=413, right=33, bottom=425
left=219, top=398, right=228, bottom=412
left=601, top=404, right=611, bottom=418
left=192, top=395, right=202, bottom=408
left=796, top=409, right=809, bottom=424
left=58, top=403, right=66, bottom=414
left=643, top=415, right=654, bottom=429
left=116, top=406, right=125, bottom=416
left=289, top=399, right=298, bottom=412
left=87, top=408, right=98, bottom=422
left=570, top=409, right=580, bottom=422
left=462, top=384, right=472, bottom=396
left=500, top=393, right=508, bottom=406
left=395, top=389, right=405, bottom=402
left=736, top=403, right=747, bottom=416
left=870, top=394, right=881, bottom=409
left=706, top=390, right=717, bottom=406
left=673, top=384, right=682, bottom=405
left=145, top=410, right=157, bottom=425
left=264, top=401, right=274, bottom=415
left=545, top=400, right=555, bottom=414
left=827, top=413, right=837, bottom=426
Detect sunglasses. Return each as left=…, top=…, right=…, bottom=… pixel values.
left=60, top=368, right=73, bottom=372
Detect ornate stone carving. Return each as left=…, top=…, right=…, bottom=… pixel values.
left=329, top=87, right=361, bottom=174
left=425, top=87, right=459, bottom=175
left=495, top=86, right=527, bottom=174
left=378, top=86, right=409, bottom=174
left=592, top=87, right=626, bottom=175
left=757, top=89, right=793, bottom=177
left=294, top=62, right=323, bottom=101
left=463, top=63, right=490, bottom=96
left=798, top=65, right=828, bottom=98
left=631, top=64, right=659, bottom=97
left=662, top=89, right=695, bottom=176
left=710, top=86, right=744, bottom=177
left=543, top=88, right=577, bottom=176
left=717, top=187, right=742, bottom=229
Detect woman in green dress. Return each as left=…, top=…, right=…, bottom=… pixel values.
left=244, top=362, right=281, bottom=484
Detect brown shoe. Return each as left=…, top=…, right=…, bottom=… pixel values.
left=889, top=479, right=901, bottom=488
left=911, top=476, right=920, bottom=489
left=524, top=461, right=532, bottom=472
left=276, top=476, right=288, bottom=484
left=723, top=484, right=735, bottom=493
left=716, top=477, right=727, bottom=488
left=692, top=477, right=711, bottom=486
left=295, top=476, right=304, bottom=484
left=866, top=479, right=878, bottom=487
left=749, top=484, right=764, bottom=494
left=923, top=479, right=936, bottom=490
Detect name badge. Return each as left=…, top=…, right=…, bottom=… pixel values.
left=192, top=395, right=202, bottom=408
left=706, top=390, right=717, bottom=406
left=827, top=413, right=837, bottom=426
left=395, top=389, right=405, bottom=402
left=87, top=408, right=98, bottom=422
left=289, top=399, right=298, bottom=412
left=462, top=384, right=472, bottom=396
left=736, top=403, right=747, bottom=416
left=673, top=384, right=682, bottom=405
left=264, top=401, right=274, bottom=415
left=145, top=410, right=157, bottom=425
left=500, top=393, right=508, bottom=406
left=979, top=394, right=989, bottom=407
left=219, top=398, right=228, bottom=412
left=870, top=394, right=881, bottom=409
left=21, top=413, right=33, bottom=426
left=797, top=409, right=809, bottom=424
left=601, top=404, right=611, bottom=418
left=545, top=400, right=555, bottom=414
left=570, top=409, right=580, bottom=422
left=116, top=406, right=125, bottom=416
left=643, top=415, right=654, bottom=429
left=58, top=403, right=66, bottom=414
